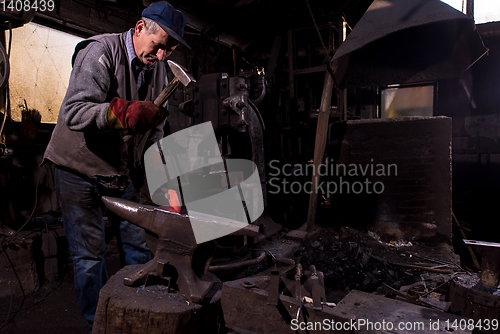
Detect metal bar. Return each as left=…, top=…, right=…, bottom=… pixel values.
left=466, top=0, right=474, bottom=19
left=463, top=240, right=500, bottom=248
left=295, top=266, right=302, bottom=304
left=208, top=251, right=265, bottom=272
left=267, top=269, right=280, bottom=306
left=453, top=211, right=481, bottom=271
left=310, top=266, right=323, bottom=310
left=287, top=29, right=295, bottom=99
left=232, top=45, right=240, bottom=77
left=388, top=262, right=453, bottom=274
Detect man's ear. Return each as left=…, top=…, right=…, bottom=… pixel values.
left=135, top=20, right=145, bottom=36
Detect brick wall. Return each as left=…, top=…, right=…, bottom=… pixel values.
left=327, top=116, right=452, bottom=243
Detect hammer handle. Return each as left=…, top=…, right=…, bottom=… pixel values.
left=154, top=77, right=180, bottom=106
left=122, top=77, right=180, bottom=142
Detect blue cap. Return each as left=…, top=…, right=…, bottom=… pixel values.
left=142, top=1, right=190, bottom=50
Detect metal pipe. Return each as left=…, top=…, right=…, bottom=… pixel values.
left=233, top=45, right=239, bottom=77
left=208, top=251, right=266, bottom=272
left=466, top=0, right=474, bottom=19
left=248, top=99, right=265, bottom=132
left=251, top=75, right=266, bottom=107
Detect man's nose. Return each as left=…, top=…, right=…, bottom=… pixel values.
left=156, top=49, right=166, bottom=61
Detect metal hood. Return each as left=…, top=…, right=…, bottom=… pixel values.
left=331, top=0, right=489, bottom=88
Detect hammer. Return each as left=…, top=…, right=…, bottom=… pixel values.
left=154, top=60, right=195, bottom=107
left=123, top=60, right=195, bottom=145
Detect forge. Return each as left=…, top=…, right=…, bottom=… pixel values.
left=2, top=1, right=500, bottom=333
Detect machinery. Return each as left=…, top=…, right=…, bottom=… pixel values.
left=180, top=69, right=268, bottom=204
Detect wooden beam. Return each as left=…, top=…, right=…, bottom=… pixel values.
left=305, top=71, right=334, bottom=230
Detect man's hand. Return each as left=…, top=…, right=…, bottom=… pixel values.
left=107, top=97, right=167, bottom=133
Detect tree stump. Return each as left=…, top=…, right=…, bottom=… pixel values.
left=93, top=265, right=222, bottom=334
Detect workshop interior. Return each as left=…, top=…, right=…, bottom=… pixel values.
left=1, top=0, right=500, bottom=333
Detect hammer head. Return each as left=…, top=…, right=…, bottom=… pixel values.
left=167, top=60, right=196, bottom=87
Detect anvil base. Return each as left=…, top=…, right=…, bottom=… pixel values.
left=93, top=265, right=222, bottom=334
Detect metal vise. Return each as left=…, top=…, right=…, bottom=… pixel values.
left=101, top=196, right=259, bottom=303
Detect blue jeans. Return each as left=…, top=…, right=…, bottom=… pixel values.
left=54, top=166, right=151, bottom=328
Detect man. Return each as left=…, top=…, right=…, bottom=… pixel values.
left=43, top=1, right=190, bottom=329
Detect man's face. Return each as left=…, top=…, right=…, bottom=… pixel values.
left=133, top=20, right=178, bottom=67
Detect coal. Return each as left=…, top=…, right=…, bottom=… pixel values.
left=299, top=227, right=419, bottom=295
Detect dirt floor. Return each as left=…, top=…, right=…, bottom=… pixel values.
left=0, top=221, right=470, bottom=333
left=0, top=240, right=122, bottom=334
left=0, top=268, right=90, bottom=334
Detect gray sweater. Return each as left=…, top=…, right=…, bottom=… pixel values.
left=44, top=32, right=168, bottom=190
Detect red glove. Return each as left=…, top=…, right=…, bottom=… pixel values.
left=107, top=97, right=167, bottom=133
